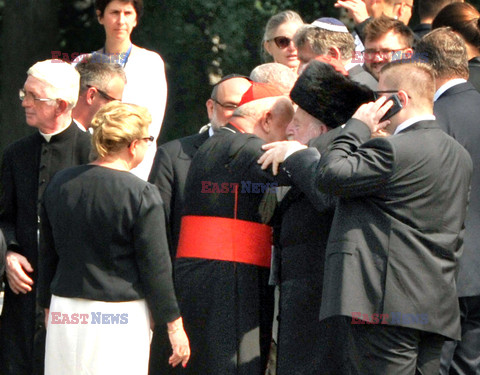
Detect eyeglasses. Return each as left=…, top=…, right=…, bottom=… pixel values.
left=373, top=90, right=411, bottom=100
left=211, top=98, right=239, bottom=110
left=270, top=36, right=293, bottom=49
left=19, top=89, right=55, bottom=103
left=141, top=136, right=154, bottom=144
left=362, top=48, right=408, bottom=62
left=86, top=85, right=119, bottom=102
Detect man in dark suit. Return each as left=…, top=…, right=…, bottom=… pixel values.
left=148, top=75, right=252, bottom=258
left=294, top=17, right=378, bottom=89
left=259, top=61, right=472, bottom=374
left=72, top=56, right=126, bottom=131
left=147, top=74, right=251, bottom=375
left=0, top=60, right=91, bottom=375
left=416, top=27, right=480, bottom=375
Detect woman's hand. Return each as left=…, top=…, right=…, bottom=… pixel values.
left=167, top=317, right=190, bottom=368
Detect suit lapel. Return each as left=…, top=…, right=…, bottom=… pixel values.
left=177, top=131, right=209, bottom=160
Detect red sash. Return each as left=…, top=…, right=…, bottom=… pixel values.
left=176, top=215, right=272, bottom=268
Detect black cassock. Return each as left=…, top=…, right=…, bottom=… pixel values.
left=275, top=127, right=352, bottom=375
left=0, top=123, right=91, bottom=375
left=174, top=123, right=288, bottom=375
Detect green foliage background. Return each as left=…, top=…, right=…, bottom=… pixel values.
left=1, top=0, right=480, bottom=148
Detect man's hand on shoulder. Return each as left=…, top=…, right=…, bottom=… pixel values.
left=258, top=141, right=307, bottom=175
left=6, top=250, right=34, bottom=294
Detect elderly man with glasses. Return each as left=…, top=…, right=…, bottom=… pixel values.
left=0, top=59, right=91, bottom=375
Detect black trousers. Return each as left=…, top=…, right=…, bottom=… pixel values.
left=440, top=295, right=480, bottom=375
left=350, top=323, right=445, bottom=375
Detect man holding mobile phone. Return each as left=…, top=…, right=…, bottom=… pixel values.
left=258, top=61, right=472, bottom=374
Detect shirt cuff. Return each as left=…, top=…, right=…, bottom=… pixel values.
left=284, top=143, right=308, bottom=161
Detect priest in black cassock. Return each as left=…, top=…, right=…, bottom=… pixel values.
left=174, top=82, right=293, bottom=375
left=0, top=59, right=92, bottom=375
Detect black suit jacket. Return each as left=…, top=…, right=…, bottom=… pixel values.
left=348, top=64, right=378, bottom=90
left=468, top=57, right=480, bottom=92
left=434, top=81, right=480, bottom=297
left=148, top=131, right=209, bottom=258
left=284, top=119, right=472, bottom=340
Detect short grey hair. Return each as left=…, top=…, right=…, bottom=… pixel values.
left=294, top=25, right=355, bottom=62
left=76, top=55, right=127, bottom=94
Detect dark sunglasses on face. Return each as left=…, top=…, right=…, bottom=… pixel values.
left=86, top=85, right=119, bottom=102
left=271, top=36, right=293, bottom=49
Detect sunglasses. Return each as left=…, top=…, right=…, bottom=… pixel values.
left=271, top=36, right=293, bottom=49
left=87, top=85, right=119, bottom=102
left=141, top=136, right=155, bottom=143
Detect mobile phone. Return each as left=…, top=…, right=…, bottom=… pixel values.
left=380, top=94, right=403, bottom=122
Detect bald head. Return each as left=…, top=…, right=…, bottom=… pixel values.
left=250, top=63, right=298, bottom=95
left=206, top=76, right=252, bottom=130
left=232, top=96, right=294, bottom=142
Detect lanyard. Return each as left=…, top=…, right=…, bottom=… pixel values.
left=101, top=43, right=133, bottom=67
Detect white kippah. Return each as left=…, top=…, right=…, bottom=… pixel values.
left=310, top=17, right=349, bottom=33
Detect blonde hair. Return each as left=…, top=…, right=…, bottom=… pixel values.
left=381, top=62, right=435, bottom=110
left=91, top=102, right=152, bottom=158
left=262, top=10, right=304, bottom=61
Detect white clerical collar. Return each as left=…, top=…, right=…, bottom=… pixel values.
left=208, top=126, right=214, bottom=137
left=39, top=122, right=71, bottom=142
left=73, top=118, right=87, bottom=132
left=434, top=79, right=467, bottom=102
left=393, top=114, right=436, bottom=135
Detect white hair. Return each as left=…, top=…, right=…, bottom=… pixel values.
left=27, top=59, right=80, bottom=109
left=250, top=63, right=297, bottom=95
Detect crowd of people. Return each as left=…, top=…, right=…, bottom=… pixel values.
left=0, top=0, right=480, bottom=374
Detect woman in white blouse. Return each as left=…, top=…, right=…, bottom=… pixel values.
left=92, top=0, right=167, bottom=180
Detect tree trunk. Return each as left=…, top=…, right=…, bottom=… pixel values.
left=0, top=0, right=59, bottom=153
